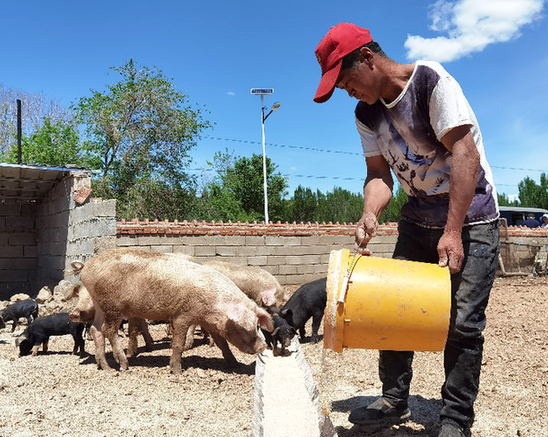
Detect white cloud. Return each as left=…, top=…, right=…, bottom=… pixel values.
left=226, top=91, right=236, bottom=96
left=405, top=0, right=545, bottom=62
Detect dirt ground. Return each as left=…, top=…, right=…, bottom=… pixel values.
left=0, top=276, right=546, bottom=437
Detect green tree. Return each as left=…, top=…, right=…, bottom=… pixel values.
left=73, top=59, right=211, bottom=219
left=0, top=85, right=71, bottom=154
left=518, top=173, right=548, bottom=209
left=315, top=187, right=363, bottom=223
left=199, top=151, right=288, bottom=222
left=283, top=184, right=406, bottom=224
left=378, top=186, right=408, bottom=223
left=497, top=193, right=519, bottom=207
left=286, top=185, right=318, bottom=222
left=2, top=119, right=97, bottom=168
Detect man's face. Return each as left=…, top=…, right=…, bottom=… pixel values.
left=335, top=60, right=379, bottom=104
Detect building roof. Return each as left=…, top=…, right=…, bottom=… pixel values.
left=0, top=163, right=89, bottom=202
left=499, top=206, right=548, bottom=213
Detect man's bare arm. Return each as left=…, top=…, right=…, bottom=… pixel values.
left=355, top=155, right=393, bottom=254
left=438, top=125, right=480, bottom=273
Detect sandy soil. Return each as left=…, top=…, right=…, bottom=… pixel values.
left=0, top=276, right=546, bottom=437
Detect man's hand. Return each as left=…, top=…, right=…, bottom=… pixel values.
left=355, top=212, right=378, bottom=255
left=437, top=229, right=464, bottom=274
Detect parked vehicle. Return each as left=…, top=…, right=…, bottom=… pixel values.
left=499, top=206, right=548, bottom=227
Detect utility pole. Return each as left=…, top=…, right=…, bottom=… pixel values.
left=250, top=88, right=281, bottom=224
left=16, top=99, right=22, bottom=164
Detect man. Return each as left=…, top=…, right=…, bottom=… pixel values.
left=313, top=23, right=500, bottom=437
left=541, top=213, right=548, bottom=228
left=523, top=213, right=540, bottom=228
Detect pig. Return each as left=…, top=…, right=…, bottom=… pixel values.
left=0, top=299, right=39, bottom=332
left=281, top=277, right=327, bottom=343
left=62, top=278, right=153, bottom=358
left=262, top=307, right=296, bottom=356
left=199, top=259, right=287, bottom=308
left=16, top=312, right=85, bottom=357
left=182, top=259, right=287, bottom=348
left=73, top=248, right=273, bottom=374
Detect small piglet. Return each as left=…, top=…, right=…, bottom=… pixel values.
left=281, top=278, right=327, bottom=343
left=0, top=299, right=39, bottom=332
left=262, top=308, right=296, bottom=356
left=16, top=312, right=85, bottom=357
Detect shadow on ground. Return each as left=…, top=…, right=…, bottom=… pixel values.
left=331, top=395, right=442, bottom=436
left=78, top=346, right=255, bottom=376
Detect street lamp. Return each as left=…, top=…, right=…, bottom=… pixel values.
left=250, top=88, right=281, bottom=224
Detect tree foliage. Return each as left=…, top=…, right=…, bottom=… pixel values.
left=198, top=151, right=288, bottom=222
left=2, top=119, right=97, bottom=168
left=379, top=186, right=408, bottom=223
left=286, top=185, right=318, bottom=222
left=284, top=184, right=407, bottom=224
left=73, top=59, right=211, bottom=219
left=497, top=193, right=519, bottom=207
left=0, top=85, right=71, bottom=154
left=518, top=173, right=548, bottom=209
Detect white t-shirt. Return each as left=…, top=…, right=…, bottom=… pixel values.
left=355, top=60, right=499, bottom=228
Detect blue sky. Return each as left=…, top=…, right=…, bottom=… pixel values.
left=1, top=0, right=547, bottom=199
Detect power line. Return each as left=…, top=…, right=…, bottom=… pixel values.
left=190, top=167, right=519, bottom=188
left=204, top=136, right=362, bottom=156
left=202, top=136, right=546, bottom=173
left=491, top=166, right=545, bottom=172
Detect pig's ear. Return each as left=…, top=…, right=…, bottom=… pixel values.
left=280, top=308, right=293, bottom=320
left=67, top=261, right=84, bottom=275
left=260, top=288, right=277, bottom=307
left=62, top=283, right=81, bottom=302
left=226, top=305, right=246, bottom=323
left=15, top=330, right=29, bottom=345
left=256, top=307, right=274, bottom=332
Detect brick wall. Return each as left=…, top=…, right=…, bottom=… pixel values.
left=116, top=220, right=396, bottom=285
left=0, top=201, right=38, bottom=298
left=116, top=220, right=548, bottom=285
left=499, top=225, right=548, bottom=274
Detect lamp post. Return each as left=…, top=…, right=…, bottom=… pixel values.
left=250, top=88, right=281, bottom=224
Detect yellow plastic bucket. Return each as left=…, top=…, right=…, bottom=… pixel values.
left=324, top=249, right=451, bottom=353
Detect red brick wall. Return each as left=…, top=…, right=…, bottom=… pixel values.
left=115, top=220, right=548, bottom=284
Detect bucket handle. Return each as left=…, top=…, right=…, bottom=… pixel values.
left=337, top=254, right=362, bottom=303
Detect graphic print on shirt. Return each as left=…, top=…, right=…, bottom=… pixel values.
left=355, top=61, right=498, bottom=228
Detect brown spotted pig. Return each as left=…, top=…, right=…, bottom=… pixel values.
left=73, top=248, right=273, bottom=374
left=200, top=260, right=287, bottom=308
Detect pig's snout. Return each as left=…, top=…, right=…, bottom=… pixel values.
left=69, top=311, right=82, bottom=323
left=252, top=335, right=268, bottom=354
left=69, top=309, right=94, bottom=323
left=254, top=342, right=267, bottom=354
left=280, top=338, right=292, bottom=348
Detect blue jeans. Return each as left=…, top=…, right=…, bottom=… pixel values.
left=379, top=219, right=500, bottom=429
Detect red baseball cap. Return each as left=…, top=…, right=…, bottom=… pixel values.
left=313, top=23, right=373, bottom=103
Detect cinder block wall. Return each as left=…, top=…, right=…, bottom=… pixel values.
left=116, top=221, right=399, bottom=285
left=35, top=177, right=71, bottom=290
left=36, top=172, right=117, bottom=292
left=66, top=198, right=117, bottom=265
left=115, top=220, right=548, bottom=285
left=0, top=202, right=38, bottom=299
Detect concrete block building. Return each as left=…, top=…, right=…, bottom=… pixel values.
left=0, top=164, right=116, bottom=300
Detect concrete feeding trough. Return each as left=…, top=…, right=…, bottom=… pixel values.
left=252, top=338, right=337, bottom=437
